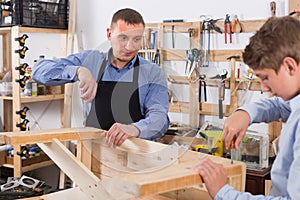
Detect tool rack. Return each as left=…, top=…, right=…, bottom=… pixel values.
left=0, top=0, right=76, bottom=178
left=143, top=18, right=281, bottom=157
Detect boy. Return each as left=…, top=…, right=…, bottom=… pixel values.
left=196, top=16, right=300, bottom=199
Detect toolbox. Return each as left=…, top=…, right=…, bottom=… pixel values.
left=232, top=131, right=269, bottom=170
left=0, top=0, right=68, bottom=29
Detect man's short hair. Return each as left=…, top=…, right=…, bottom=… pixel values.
left=111, top=8, right=145, bottom=28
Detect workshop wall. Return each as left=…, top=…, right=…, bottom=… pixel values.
left=0, top=0, right=289, bottom=131
left=76, top=0, right=287, bottom=50
left=72, top=0, right=288, bottom=132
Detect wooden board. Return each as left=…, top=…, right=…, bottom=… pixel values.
left=0, top=127, right=104, bottom=145
left=89, top=138, right=246, bottom=198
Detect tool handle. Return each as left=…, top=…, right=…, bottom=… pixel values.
left=218, top=81, right=225, bottom=119
left=230, top=134, right=237, bottom=149
left=218, top=100, right=223, bottom=119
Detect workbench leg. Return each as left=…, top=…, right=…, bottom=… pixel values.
left=13, top=145, right=22, bottom=177
left=77, top=140, right=92, bottom=170
left=38, top=139, right=113, bottom=199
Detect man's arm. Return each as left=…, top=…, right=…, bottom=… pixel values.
left=32, top=50, right=96, bottom=86
left=133, top=64, right=170, bottom=140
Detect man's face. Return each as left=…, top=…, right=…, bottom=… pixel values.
left=254, top=58, right=300, bottom=101
left=107, top=20, right=144, bottom=67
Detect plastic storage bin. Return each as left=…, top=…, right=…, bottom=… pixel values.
left=232, top=131, right=269, bottom=170
left=0, top=0, right=68, bottom=29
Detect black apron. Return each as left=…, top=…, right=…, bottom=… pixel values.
left=86, top=57, right=144, bottom=130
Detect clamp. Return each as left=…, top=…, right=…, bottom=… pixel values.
left=15, top=46, right=29, bottom=59
left=200, top=18, right=222, bottom=67
left=15, top=63, right=29, bottom=76
left=16, top=119, right=30, bottom=131
left=16, top=106, right=30, bottom=119
left=15, top=34, right=29, bottom=46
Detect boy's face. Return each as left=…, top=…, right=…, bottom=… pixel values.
left=107, top=19, right=144, bottom=68
left=254, top=57, right=300, bottom=101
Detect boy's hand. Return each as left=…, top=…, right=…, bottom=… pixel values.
left=195, top=159, right=227, bottom=198
left=222, top=110, right=250, bottom=150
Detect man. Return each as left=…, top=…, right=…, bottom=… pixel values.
left=32, top=8, right=169, bottom=147
left=196, top=16, right=300, bottom=199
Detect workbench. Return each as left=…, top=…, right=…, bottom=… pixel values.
left=0, top=127, right=246, bottom=199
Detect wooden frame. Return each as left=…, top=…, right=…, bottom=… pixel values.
left=1, top=127, right=246, bottom=199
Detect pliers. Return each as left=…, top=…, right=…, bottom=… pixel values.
left=289, top=10, right=300, bottom=17
left=231, top=15, right=242, bottom=33
left=224, top=14, right=232, bottom=44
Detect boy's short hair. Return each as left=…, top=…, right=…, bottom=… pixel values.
left=111, top=8, right=145, bottom=28
left=243, top=16, right=300, bottom=73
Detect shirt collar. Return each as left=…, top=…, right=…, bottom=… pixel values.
left=107, top=48, right=137, bottom=70
left=289, top=93, right=300, bottom=112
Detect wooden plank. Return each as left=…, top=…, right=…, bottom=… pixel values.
left=63, top=0, right=76, bottom=128
left=91, top=138, right=178, bottom=173
left=189, top=81, right=200, bottom=128
left=162, top=19, right=264, bottom=36
left=22, top=160, right=54, bottom=173
left=38, top=139, right=114, bottom=199
left=18, top=27, right=68, bottom=34
left=103, top=150, right=245, bottom=197
left=3, top=31, right=11, bottom=69
left=265, top=180, right=272, bottom=195
left=169, top=101, right=232, bottom=116
left=289, top=0, right=300, bottom=12
left=11, top=26, right=21, bottom=132
left=214, top=19, right=266, bottom=33
left=24, top=188, right=174, bottom=200
left=3, top=100, right=12, bottom=131
left=0, top=27, right=12, bottom=34
left=20, top=94, right=64, bottom=103
left=1, top=127, right=104, bottom=145
left=162, top=187, right=212, bottom=200
left=78, top=140, right=93, bottom=170
left=162, top=49, right=243, bottom=61
left=162, top=21, right=200, bottom=33
left=12, top=144, right=21, bottom=177
left=229, top=57, right=239, bottom=114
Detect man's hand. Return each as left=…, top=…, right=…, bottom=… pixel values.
left=103, top=123, right=140, bottom=147
left=77, top=67, right=97, bottom=102
left=222, top=110, right=250, bottom=150
left=195, top=159, right=227, bottom=198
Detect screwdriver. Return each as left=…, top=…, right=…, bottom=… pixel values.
left=230, top=134, right=237, bottom=164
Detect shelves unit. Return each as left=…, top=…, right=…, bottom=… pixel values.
left=1, top=26, right=68, bottom=132
left=160, top=21, right=263, bottom=119
left=0, top=26, right=69, bottom=177
left=0, top=0, right=77, bottom=177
